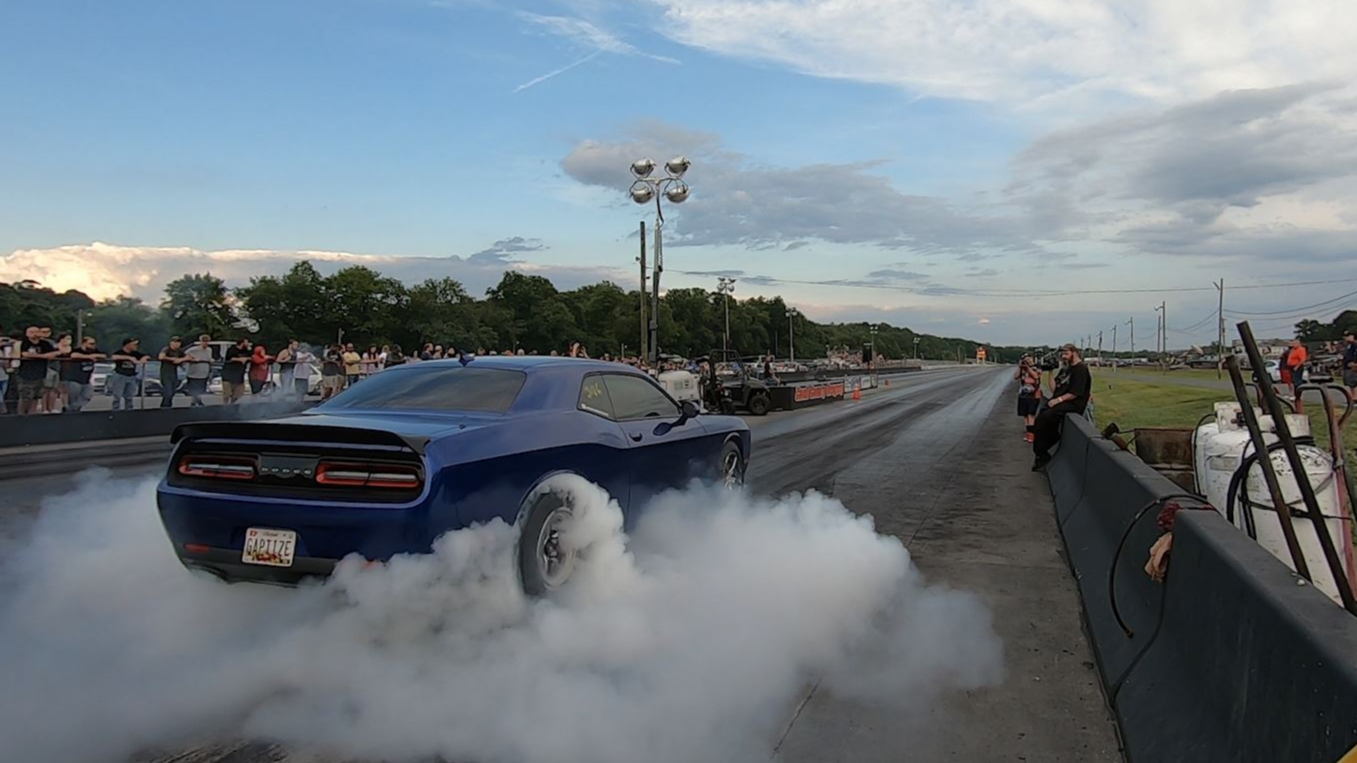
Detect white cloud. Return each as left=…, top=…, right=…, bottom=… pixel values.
left=645, top=0, right=1357, bottom=107
left=0, top=242, right=625, bottom=303
left=513, top=12, right=680, bottom=92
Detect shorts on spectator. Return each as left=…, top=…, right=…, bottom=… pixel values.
left=1017, top=394, right=1041, bottom=417
left=1346, top=370, right=1357, bottom=389
left=44, top=368, right=59, bottom=389
left=323, top=375, right=344, bottom=391
left=17, top=377, right=44, bottom=401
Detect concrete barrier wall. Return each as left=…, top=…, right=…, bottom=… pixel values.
left=0, top=401, right=312, bottom=448
left=1048, top=416, right=1357, bottom=763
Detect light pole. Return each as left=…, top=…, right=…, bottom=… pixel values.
left=913, top=336, right=921, bottom=360
left=869, top=325, right=878, bottom=369
left=788, top=307, right=798, bottom=363
left=717, top=277, right=736, bottom=357
left=629, top=156, right=691, bottom=365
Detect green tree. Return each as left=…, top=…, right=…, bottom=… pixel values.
left=324, top=266, right=409, bottom=347
left=88, top=297, right=171, bottom=350
left=236, top=261, right=332, bottom=346
left=162, top=273, right=235, bottom=339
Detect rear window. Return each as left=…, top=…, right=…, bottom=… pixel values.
left=317, top=366, right=526, bottom=413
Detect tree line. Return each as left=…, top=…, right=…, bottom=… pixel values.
left=1, top=263, right=1035, bottom=361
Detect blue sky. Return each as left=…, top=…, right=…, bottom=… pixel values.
left=3, top=0, right=1355, bottom=346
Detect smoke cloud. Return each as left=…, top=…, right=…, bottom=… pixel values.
left=0, top=472, right=1003, bottom=763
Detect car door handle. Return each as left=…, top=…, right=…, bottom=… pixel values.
left=630, top=432, right=643, bottom=442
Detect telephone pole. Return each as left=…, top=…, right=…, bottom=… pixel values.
left=1215, top=279, right=1226, bottom=379
left=1111, top=324, right=1118, bottom=371
left=1154, top=301, right=1166, bottom=372
left=1127, top=317, right=1134, bottom=358
left=638, top=221, right=648, bottom=362
left=1097, top=330, right=1103, bottom=364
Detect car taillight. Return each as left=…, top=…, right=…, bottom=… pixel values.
left=315, top=461, right=422, bottom=489
left=178, top=455, right=257, bottom=480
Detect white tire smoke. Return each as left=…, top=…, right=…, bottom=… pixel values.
left=0, top=471, right=1003, bottom=763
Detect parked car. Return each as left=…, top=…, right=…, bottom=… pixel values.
left=156, top=357, right=751, bottom=593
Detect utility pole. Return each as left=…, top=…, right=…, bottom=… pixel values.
left=1215, top=279, right=1225, bottom=379
left=788, top=309, right=795, bottom=363
left=1111, top=324, right=1118, bottom=371
left=638, top=221, right=648, bottom=362
left=1097, top=330, right=1103, bottom=365
left=1127, top=317, right=1134, bottom=359
left=1155, top=301, right=1167, bottom=373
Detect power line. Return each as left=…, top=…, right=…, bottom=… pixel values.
left=1224, top=288, right=1357, bottom=317
left=669, top=272, right=1357, bottom=299
left=1167, top=308, right=1220, bottom=334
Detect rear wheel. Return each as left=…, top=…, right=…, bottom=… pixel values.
left=518, top=492, right=578, bottom=596
left=747, top=392, right=771, bottom=416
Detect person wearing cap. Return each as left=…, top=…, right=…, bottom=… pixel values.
left=158, top=336, right=187, bottom=408
left=1032, top=344, right=1092, bottom=472
left=1343, top=331, right=1357, bottom=390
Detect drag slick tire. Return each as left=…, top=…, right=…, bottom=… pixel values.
left=518, top=490, right=578, bottom=596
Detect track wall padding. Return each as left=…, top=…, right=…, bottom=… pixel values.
left=1047, top=415, right=1357, bottom=763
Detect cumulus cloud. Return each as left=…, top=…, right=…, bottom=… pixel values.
left=645, top=0, right=1357, bottom=107
left=1008, top=84, right=1357, bottom=263
left=561, top=122, right=1040, bottom=254
left=0, top=242, right=624, bottom=303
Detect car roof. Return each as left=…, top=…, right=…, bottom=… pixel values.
left=412, top=356, right=631, bottom=372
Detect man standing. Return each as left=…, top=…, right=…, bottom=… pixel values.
left=157, top=336, right=187, bottom=408
left=0, top=329, right=12, bottom=415
left=183, top=335, right=214, bottom=407
left=108, top=338, right=149, bottom=411
left=1343, top=331, right=1357, bottom=390
left=322, top=344, right=345, bottom=400
left=1032, top=344, right=1092, bottom=472
left=221, top=338, right=252, bottom=404
left=342, top=343, right=362, bottom=388
left=291, top=342, right=316, bottom=398
left=1283, top=338, right=1309, bottom=396
left=17, top=326, right=58, bottom=415
left=276, top=339, right=298, bottom=397
left=61, top=335, right=105, bottom=412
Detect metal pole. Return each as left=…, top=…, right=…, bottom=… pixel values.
left=1097, top=330, right=1103, bottom=365
left=1128, top=317, right=1134, bottom=358
left=723, top=293, right=730, bottom=356
left=1224, top=354, right=1312, bottom=580
left=76, top=312, right=84, bottom=345
left=1161, top=301, right=1167, bottom=372
left=1216, top=279, right=1225, bottom=380
left=789, top=311, right=795, bottom=363
left=1112, top=324, right=1118, bottom=371
left=639, top=221, right=647, bottom=362
left=650, top=220, right=662, bottom=364
left=1238, top=321, right=1357, bottom=613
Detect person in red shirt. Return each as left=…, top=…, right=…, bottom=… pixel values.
left=248, top=344, right=274, bottom=396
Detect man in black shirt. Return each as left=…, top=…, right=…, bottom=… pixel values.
left=157, top=336, right=187, bottom=408
left=109, top=338, right=149, bottom=411
left=18, top=326, right=59, bottom=415
left=60, top=335, right=106, bottom=412
left=1032, top=344, right=1092, bottom=471
left=221, top=338, right=252, bottom=404
left=1343, top=331, right=1357, bottom=390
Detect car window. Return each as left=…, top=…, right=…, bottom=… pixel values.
left=604, top=374, right=677, bottom=420
left=578, top=375, right=615, bottom=419
left=318, top=366, right=525, bottom=412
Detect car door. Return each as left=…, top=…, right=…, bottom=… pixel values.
left=575, top=374, right=631, bottom=510
left=603, top=373, right=711, bottom=510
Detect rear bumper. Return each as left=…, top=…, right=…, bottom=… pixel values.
left=177, top=547, right=338, bottom=586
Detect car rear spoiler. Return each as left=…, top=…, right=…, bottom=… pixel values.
left=171, top=421, right=431, bottom=455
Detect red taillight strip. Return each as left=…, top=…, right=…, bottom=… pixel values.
left=178, top=456, right=257, bottom=480
left=316, top=461, right=421, bottom=489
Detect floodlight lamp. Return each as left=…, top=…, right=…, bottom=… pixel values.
left=630, top=158, right=656, bottom=178
left=629, top=182, right=655, bottom=204
left=664, top=156, right=691, bottom=178
left=664, top=181, right=690, bottom=204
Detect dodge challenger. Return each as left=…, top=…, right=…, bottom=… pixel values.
left=156, top=356, right=751, bottom=594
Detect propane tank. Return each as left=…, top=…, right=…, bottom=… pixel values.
left=1194, top=401, right=1352, bottom=605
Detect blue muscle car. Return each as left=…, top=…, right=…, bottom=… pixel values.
left=156, top=356, right=751, bottom=593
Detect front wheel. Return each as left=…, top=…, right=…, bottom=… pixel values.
left=518, top=492, right=578, bottom=596
left=747, top=392, right=771, bottom=416
left=719, top=440, right=745, bottom=488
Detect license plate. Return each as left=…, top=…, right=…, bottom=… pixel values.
left=242, top=527, right=297, bottom=567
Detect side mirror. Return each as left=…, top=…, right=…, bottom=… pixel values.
left=679, top=400, right=699, bottom=423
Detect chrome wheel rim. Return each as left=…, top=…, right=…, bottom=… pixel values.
left=536, top=506, right=576, bottom=589
left=722, top=450, right=744, bottom=488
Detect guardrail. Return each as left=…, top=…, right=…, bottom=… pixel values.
left=1047, top=416, right=1357, bottom=762
left=0, top=400, right=313, bottom=449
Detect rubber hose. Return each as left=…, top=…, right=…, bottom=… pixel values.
left=1109, top=492, right=1205, bottom=639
